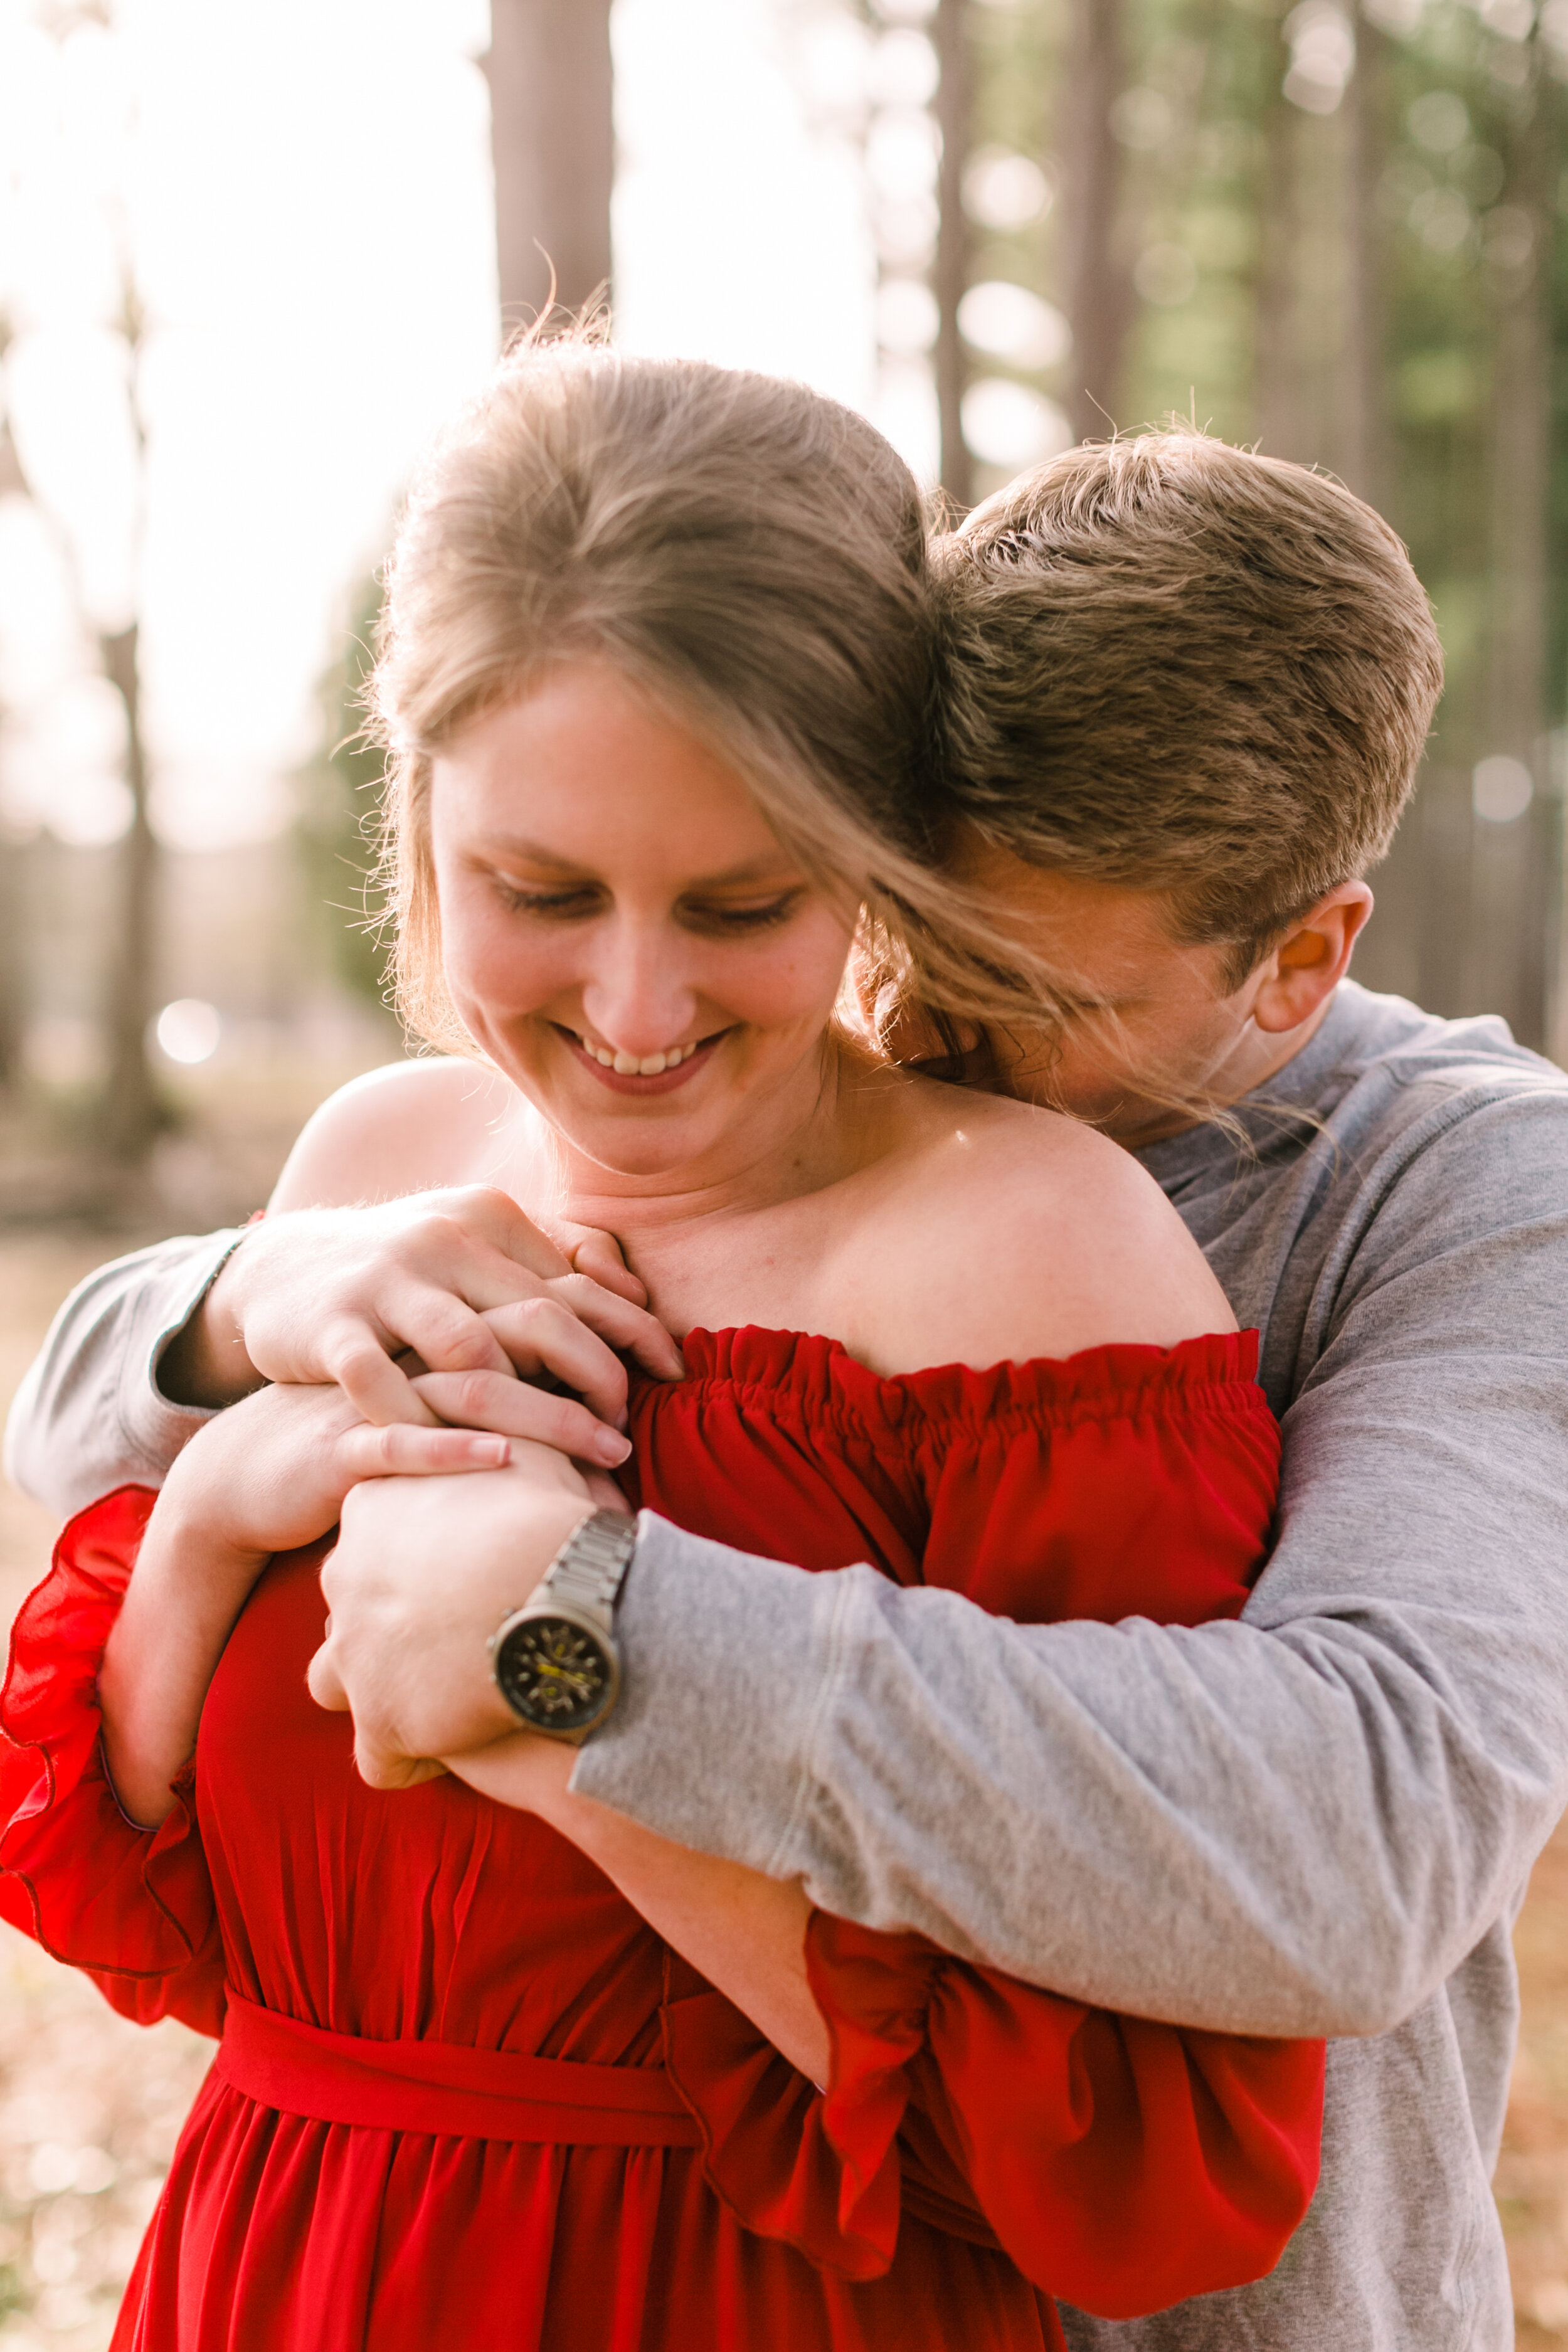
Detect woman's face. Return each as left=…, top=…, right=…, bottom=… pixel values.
left=428, top=662, right=857, bottom=1187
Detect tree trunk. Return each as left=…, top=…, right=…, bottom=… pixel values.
left=485, top=0, right=614, bottom=334
left=0, top=835, right=23, bottom=1091
left=96, top=622, right=162, bottom=1161
left=1059, top=0, right=1131, bottom=444
left=1254, top=74, right=1301, bottom=459
left=1473, top=40, right=1554, bottom=1052
left=933, top=0, right=974, bottom=508
left=0, top=415, right=24, bottom=1089
left=1340, top=18, right=1387, bottom=510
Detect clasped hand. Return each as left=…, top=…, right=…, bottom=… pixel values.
left=105, top=1190, right=669, bottom=1825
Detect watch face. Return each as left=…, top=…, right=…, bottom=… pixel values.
left=494, top=1613, right=617, bottom=1737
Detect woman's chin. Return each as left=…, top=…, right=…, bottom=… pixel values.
left=536, top=1101, right=720, bottom=1185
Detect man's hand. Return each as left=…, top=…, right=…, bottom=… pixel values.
left=306, top=1447, right=624, bottom=1789
left=159, top=1187, right=683, bottom=1426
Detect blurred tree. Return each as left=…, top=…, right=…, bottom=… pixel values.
left=1343, top=13, right=1390, bottom=507
left=95, top=612, right=161, bottom=1157
left=0, top=282, right=163, bottom=1145
left=1059, top=0, right=1133, bottom=440
left=93, top=278, right=163, bottom=1162
left=934, top=0, right=977, bottom=502
left=485, top=0, right=614, bottom=331
left=0, top=374, right=26, bottom=1094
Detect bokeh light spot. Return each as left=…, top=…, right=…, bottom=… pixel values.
left=154, top=998, right=222, bottom=1064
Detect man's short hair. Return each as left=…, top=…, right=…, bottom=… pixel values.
left=933, top=432, right=1445, bottom=985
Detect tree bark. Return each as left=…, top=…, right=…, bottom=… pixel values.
left=933, top=0, right=974, bottom=508
left=1340, top=18, right=1387, bottom=510
left=96, top=621, right=162, bottom=1161
left=1254, top=72, right=1301, bottom=460
left=0, top=410, right=25, bottom=1088
left=1059, top=0, right=1131, bottom=444
left=1474, top=38, right=1554, bottom=1052
left=485, top=0, right=615, bottom=334
left=0, top=837, right=23, bottom=1092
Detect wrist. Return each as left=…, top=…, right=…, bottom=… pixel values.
left=489, top=1505, right=637, bottom=1746
left=157, top=1247, right=263, bottom=1410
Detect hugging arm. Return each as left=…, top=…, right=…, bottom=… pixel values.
left=571, top=1091, right=1568, bottom=2037
left=3, top=1168, right=679, bottom=1522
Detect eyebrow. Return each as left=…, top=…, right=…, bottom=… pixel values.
left=475, top=838, right=803, bottom=889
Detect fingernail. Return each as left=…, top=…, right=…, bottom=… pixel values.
left=474, top=1437, right=510, bottom=1465
left=595, top=1429, right=632, bottom=1466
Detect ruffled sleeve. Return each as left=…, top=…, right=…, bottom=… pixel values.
left=662, top=1926, right=1322, bottom=2311
left=0, top=1488, right=225, bottom=2037
left=654, top=1328, right=1322, bottom=2313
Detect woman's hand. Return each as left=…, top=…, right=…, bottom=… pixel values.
left=98, top=1380, right=534, bottom=1831
left=159, top=1186, right=684, bottom=1425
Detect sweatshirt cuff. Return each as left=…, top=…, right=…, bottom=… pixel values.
left=137, top=1229, right=250, bottom=1439
left=568, top=1510, right=853, bottom=1877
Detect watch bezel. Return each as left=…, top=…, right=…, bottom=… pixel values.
left=490, top=1601, right=622, bottom=1742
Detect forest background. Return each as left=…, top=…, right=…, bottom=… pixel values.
left=0, top=0, right=1565, bottom=2346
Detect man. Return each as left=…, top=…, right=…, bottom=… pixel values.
left=9, top=435, right=1567, bottom=2350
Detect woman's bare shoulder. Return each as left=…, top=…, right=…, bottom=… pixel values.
left=268, top=1056, right=526, bottom=1210
left=845, top=1083, right=1234, bottom=1374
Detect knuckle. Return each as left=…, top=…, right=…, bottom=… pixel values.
left=332, top=1337, right=388, bottom=1384
left=455, top=1370, right=497, bottom=1421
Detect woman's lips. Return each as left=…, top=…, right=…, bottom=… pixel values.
left=556, top=1025, right=727, bottom=1094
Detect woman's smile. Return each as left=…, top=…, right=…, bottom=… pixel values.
left=554, top=1021, right=733, bottom=1094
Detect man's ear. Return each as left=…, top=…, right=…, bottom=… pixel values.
left=1249, top=883, right=1374, bottom=1036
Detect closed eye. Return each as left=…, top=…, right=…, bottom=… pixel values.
left=679, top=892, right=804, bottom=935
left=494, top=882, right=601, bottom=918
left=489, top=880, right=807, bottom=933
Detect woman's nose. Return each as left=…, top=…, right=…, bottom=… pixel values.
left=580, top=926, right=699, bottom=1058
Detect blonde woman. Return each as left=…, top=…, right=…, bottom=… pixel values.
left=1, top=346, right=1321, bottom=2352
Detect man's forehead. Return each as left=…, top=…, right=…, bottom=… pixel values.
left=951, top=831, right=1232, bottom=1012
left=958, top=836, right=1181, bottom=948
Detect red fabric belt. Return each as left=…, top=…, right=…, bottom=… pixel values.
left=215, top=1994, right=704, bottom=2147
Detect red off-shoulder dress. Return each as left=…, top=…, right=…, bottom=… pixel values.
left=0, top=1328, right=1322, bottom=2352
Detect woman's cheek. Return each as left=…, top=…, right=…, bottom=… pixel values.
left=445, top=903, right=556, bottom=1027
left=726, top=913, right=852, bottom=1033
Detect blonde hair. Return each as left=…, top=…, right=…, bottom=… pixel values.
left=370, top=336, right=1068, bottom=1056
left=934, top=432, right=1445, bottom=987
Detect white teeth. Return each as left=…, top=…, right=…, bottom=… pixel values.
left=578, top=1033, right=697, bottom=1071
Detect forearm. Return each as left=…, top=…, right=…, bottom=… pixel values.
left=571, top=1471, right=1568, bottom=2041
left=448, top=1734, right=828, bottom=2080
left=4, top=1231, right=245, bottom=1513
left=98, top=1497, right=268, bottom=1828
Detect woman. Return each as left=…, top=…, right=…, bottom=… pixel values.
left=0, top=342, right=1321, bottom=2351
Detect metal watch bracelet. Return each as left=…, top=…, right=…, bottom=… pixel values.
left=535, top=1508, right=638, bottom=1629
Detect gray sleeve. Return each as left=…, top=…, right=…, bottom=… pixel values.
left=3, top=1229, right=246, bottom=1517
left=573, top=1094, right=1568, bottom=2040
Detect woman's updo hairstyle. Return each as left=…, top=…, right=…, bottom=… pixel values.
left=372, top=333, right=956, bottom=1053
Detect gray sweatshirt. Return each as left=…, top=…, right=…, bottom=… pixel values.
left=7, top=980, right=1567, bottom=2351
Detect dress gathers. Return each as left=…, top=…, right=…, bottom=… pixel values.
left=0, top=1327, right=1323, bottom=2351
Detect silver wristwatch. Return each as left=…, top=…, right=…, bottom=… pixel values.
left=487, top=1510, right=637, bottom=1745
